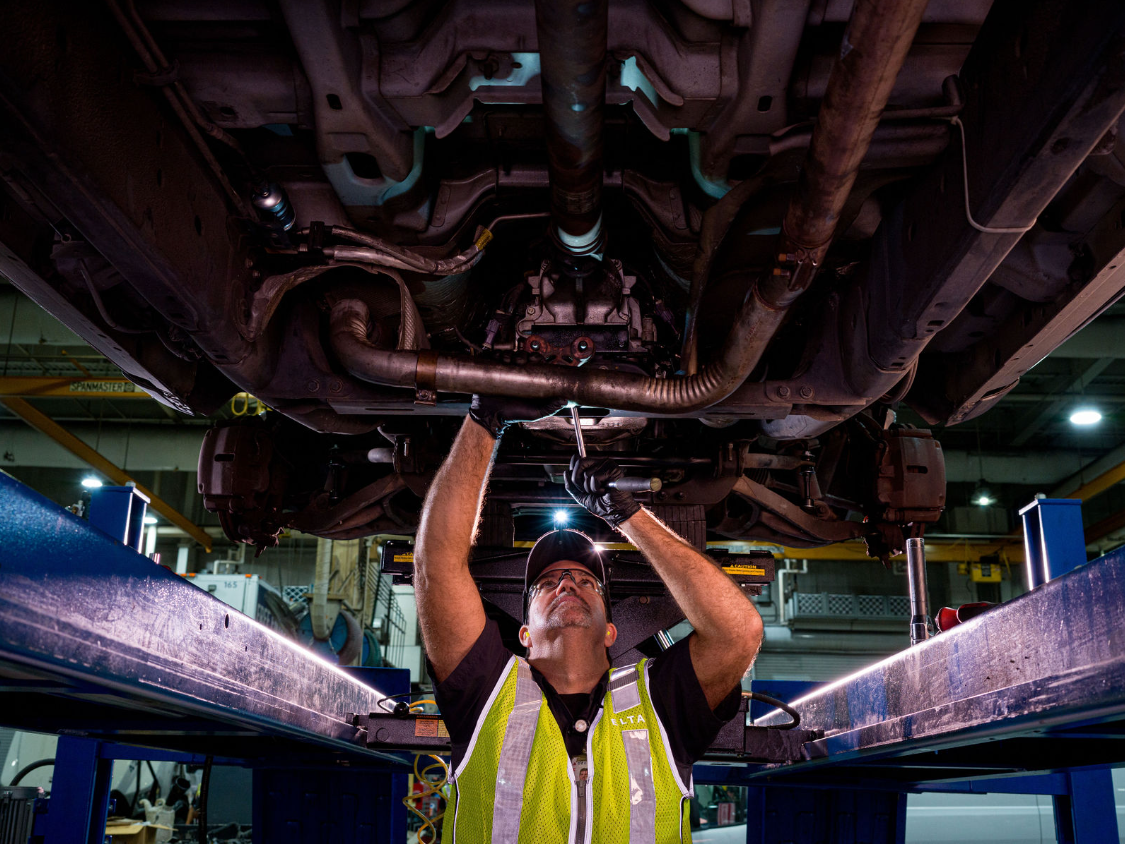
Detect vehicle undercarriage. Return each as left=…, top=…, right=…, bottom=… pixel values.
left=2, top=0, right=1125, bottom=558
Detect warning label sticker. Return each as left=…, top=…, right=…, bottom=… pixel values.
left=723, top=564, right=767, bottom=576
left=414, top=718, right=449, bottom=739
left=393, top=553, right=415, bottom=563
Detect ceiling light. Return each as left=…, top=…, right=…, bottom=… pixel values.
left=972, top=482, right=994, bottom=507
left=143, top=516, right=158, bottom=526
left=81, top=477, right=103, bottom=489
left=1069, top=408, right=1102, bottom=426
left=553, top=509, right=570, bottom=526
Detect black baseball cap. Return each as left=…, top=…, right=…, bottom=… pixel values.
left=524, top=529, right=610, bottom=621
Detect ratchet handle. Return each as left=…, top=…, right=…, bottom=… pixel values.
left=572, top=406, right=660, bottom=493
left=607, top=477, right=663, bottom=493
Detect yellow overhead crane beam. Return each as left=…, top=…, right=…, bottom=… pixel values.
left=1066, top=460, right=1125, bottom=505
left=1, top=397, right=213, bottom=551
left=512, top=539, right=1026, bottom=564
left=0, top=376, right=150, bottom=400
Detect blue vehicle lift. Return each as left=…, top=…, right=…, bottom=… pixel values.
left=2, top=473, right=1124, bottom=842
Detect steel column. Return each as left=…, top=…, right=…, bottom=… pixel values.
left=742, top=786, right=906, bottom=844
left=1053, top=769, right=1119, bottom=844
left=253, top=767, right=408, bottom=843
left=45, top=737, right=112, bottom=844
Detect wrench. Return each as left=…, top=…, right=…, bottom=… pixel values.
left=569, top=406, right=662, bottom=493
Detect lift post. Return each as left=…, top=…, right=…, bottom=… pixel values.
left=1020, top=497, right=1087, bottom=587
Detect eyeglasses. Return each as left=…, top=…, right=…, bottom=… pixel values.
left=528, top=568, right=605, bottom=600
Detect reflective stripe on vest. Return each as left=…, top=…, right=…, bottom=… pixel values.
left=622, top=729, right=657, bottom=844
left=609, top=664, right=642, bottom=712
left=610, top=664, right=657, bottom=844
left=492, top=658, right=541, bottom=844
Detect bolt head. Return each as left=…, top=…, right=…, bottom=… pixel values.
left=799, top=386, right=813, bottom=399
left=777, top=385, right=791, bottom=398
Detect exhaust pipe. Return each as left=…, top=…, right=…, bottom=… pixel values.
left=536, top=0, right=608, bottom=257
left=332, top=291, right=787, bottom=413
left=774, top=0, right=932, bottom=292
left=330, top=0, right=929, bottom=413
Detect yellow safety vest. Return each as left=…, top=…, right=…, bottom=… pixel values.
left=443, top=656, right=692, bottom=844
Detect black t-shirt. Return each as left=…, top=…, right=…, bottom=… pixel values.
left=431, top=620, right=742, bottom=785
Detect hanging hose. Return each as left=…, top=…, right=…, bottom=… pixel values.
left=743, top=690, right=801, bottom=729
left=404, top=753, right=449, bottom=844
left=9, top=758, right=54, bottom=787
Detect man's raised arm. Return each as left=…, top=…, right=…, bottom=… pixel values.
left=414, top=415, right=496, bottom=684
left=565, top=456, right=763, bottom=708
left=618, top=510, right=763, bottom=708
left=416, top=396, right=567, bottom=684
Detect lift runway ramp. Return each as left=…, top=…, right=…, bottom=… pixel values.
left=721, top=539, right=1125, bottom=789
left=0, top=471, right=401, bottom=762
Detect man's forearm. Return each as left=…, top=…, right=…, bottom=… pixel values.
left=617, top=507, right=762, bottom=648
left=413, top=417, right=497, bottom=682
left=415, top=417, right=498, bottom=566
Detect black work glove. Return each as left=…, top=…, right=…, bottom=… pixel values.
left=468, top=394, right=568, bottom=439
left=565, top=455, right=642, bottom=530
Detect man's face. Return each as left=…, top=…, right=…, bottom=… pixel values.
left=527, top=560, right=607, bottom=633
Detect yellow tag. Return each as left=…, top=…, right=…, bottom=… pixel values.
left=723, top=564, right=766, bottom=576
left=393, top=553, right=415, bottom=563
left=414, top=718, right=449, bottom=738
left=474, top=228, right=494, bottom=250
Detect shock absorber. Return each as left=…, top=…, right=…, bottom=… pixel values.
left=251, top=182, right=296, bottom=231
left=906, top=537, right=932, bottom=646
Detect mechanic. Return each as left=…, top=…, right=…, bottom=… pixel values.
left=414, top=396, right=764, bottom=843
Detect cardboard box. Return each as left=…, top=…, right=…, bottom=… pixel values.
left=104, top=819, right=174, bottom=844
